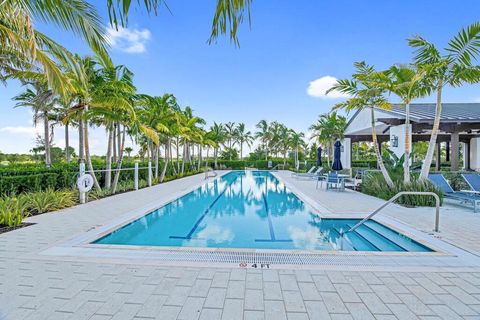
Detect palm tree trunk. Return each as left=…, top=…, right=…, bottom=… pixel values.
left=112, top=123, right=117, bottom=163
left=214, top=148, right=218, bottom=169
left=105, top=128, right=113, bottom=189
left=371, top=107, right=394, bottom=188
left=240, top=142, right=243, bottom=160
left=169, top=139, right=177, bottom=175
left=84, top=117, right=101, bottom=191
left=160, top=139, right=170, bottom=182
left=65, top=122, right=70, bottom=162
left=420, top=85, right=443, bottom=180
left=176, top=138, right=180, bottom=172
left=181, top=143, right=185, bottom=174
left=79, top=117, right=84, bottom=161
left=154, top=144, right=159, bottom=179
left=117, top=122, right=121, bottom=162
left=198, top=145, right=202, bottom=170
left=112, top=125, right=126, bottom=194
left=404, top=102, right=411, bottom=184
left=44, top=111, right=50, bottom=167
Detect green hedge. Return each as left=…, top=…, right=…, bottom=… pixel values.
left=0, top=173, right=58, bottom=196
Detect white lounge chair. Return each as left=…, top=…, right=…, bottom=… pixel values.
left=291, top=166, right=316, bottom=177
left=293, top=167, right=323, bottom=179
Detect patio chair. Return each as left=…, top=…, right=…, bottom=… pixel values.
left=321, top=172, right=344, bottom=191
left=344, top=169, right=365, bottom=191
left=462, top=173, right=480, bottom=193
left=293, top=167, right=323, bottom=179
left=428, top=173, right=480, bottom=212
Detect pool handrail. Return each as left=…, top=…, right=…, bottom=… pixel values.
left=345, top=191, right=441, bottom=234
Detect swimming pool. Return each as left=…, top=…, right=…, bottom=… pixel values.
left=95, top=171, right=431, bottom=252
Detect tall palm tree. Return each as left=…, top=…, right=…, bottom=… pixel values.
left=375, top=64, right=430, bottom=183
left=408, top=23, right=480, bottom=179
left=234, top=123, right=254, bottom=160
left=255, top=120, right=271, bottom=160
left=224, top=121, right=237, bottom=160
left=329, top=61, right=394, bottom=188
left=208, top=123, right=226, bottom=169
left=1, top=0, right=107, bottom=96
left=309, top=112, right=347, bottom=168
left=13, top=80, right=56, bottom=166
left=289, top=130, right=305, bottom=168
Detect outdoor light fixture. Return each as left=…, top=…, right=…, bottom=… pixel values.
left=390, top=135, right=399, bottom=147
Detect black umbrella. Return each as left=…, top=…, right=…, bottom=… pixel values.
left=332, top=140, right=343, bottom=171
left=316, top=146, right=322, bottom=167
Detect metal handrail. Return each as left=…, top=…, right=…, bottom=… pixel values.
left=345, top=191, right=441, bottom=233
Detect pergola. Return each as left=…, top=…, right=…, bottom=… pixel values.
left=339, top=103, right=480, bottom=171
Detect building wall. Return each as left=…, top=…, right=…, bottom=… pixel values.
left=389, top=124, right=411, bottom=159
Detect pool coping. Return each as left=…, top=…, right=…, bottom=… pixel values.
left=37, top=170, right=480, bottom=269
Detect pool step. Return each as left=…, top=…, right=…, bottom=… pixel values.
left=335, top=227, right=379, bottom=251
left=348, top=224, right=405, bottom=252
left=363, top=221, right=430, bottom=252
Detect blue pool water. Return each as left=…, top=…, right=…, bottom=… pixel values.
left=95, top=171, right=431, bottom=252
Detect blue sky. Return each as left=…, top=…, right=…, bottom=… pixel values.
left=2, top=0, right=480, bottom=154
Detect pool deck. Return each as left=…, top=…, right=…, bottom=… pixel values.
left=2, top=170, right=480, bottom=319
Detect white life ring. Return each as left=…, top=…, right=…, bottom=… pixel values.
left=77, top=174, right=94, bottom=193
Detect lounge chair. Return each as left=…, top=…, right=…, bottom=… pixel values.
left=462, top=173, right=480, bottom=193
left=291, top=166, right=316, bottom=177
left=293, top=167, right=323, bottom=179
left=428, top=173, right=480, bottom=212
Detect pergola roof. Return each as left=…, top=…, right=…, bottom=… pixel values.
left=380, top=103, right=480, bottom=123
left=344, top=103, right=480, bottom=143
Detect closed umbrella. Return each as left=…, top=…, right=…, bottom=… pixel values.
left=316, top=146, right=322, bottom=167
left=332, top=140, right=343, bottom=171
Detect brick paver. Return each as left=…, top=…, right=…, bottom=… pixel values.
left=2, top=172, right=480, bottom=319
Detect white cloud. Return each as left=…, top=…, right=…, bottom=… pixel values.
left=307, top=76, right=349, bottom=99
left=107, top=26, right=151, bottom=53
left=0, top=126, right=38, bottom=135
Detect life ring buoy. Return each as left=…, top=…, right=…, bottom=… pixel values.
left=77, top=174, right=94, bottom=193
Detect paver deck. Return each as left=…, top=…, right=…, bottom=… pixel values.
left=2, top=170, right=480, bottom=319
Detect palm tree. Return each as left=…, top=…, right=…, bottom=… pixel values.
left=329, top=61, right=394, bottom=188
left=309, top=112, right=347, bottom=168
left=289, top=130, right=305, bottom=168
left=124, top=147, right=133, bottom=160
left=224, top=122, right=237, bottom=160
left=408, top=23, right=480, bottom=179
left=375, top=64, right=430, bottom=183
left=1, top=1, right=107, bottom=96
left=234, top=123, right=254, bottom=160
left=13, top=80, right=56, bottom=167
left=208, top=123, right=226, bottom=169
left=105, top=0, right=252, bottom=46
left=255, top=120, right=271, bottom=160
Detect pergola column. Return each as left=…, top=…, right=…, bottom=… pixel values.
left=435, top=142, right=441, bottom=171
left=451, top=131, right=460, bottom=171
left=470, top=138, right=480, bottom=171
left=463, top=142, right=470, bottom=170
left=340, top=138, right=352, bottom=170
left=446, top=141, right=450, bottom=162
